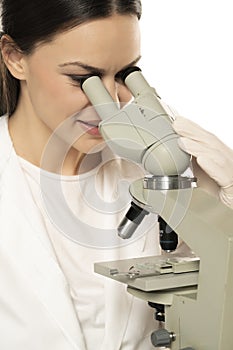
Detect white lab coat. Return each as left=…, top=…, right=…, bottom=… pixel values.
left=0, top=116, right=160, bottom=350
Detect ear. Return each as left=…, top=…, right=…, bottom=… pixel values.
left=1, top=35, right=26, bottom=80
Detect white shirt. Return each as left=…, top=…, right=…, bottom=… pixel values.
left=18, top=150, right=159, bottom=349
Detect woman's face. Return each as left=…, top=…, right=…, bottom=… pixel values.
left=19, top=14, right=141, bottom=156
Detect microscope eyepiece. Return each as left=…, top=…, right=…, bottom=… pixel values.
left=118, top=66, right=141, bottom=83
left=80, top=75, right=97, bottom=91
left=80, top=66, right=141, bottom=90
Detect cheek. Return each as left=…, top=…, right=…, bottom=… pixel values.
left=26, top=68, right=87, bottom=122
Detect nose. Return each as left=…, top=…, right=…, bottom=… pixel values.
left=102, top=77, right=120, bottom=104
left=103, top=77, right=133, bottom=107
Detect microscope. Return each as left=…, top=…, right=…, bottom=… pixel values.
left=81, top=67, right=233, bottom=350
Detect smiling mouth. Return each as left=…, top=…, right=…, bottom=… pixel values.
left=77, top=119, right=101, bottom=136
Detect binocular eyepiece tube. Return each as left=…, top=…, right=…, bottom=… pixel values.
left=81, top=66, right=191, bottom=177
left=81, top=66, right=193, bottom=244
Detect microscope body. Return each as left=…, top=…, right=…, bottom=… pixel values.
left=81, top=68, right=233, bottom=349
left=125, top=179, right=233, bottom=350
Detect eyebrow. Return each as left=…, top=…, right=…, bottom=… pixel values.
left=58, top=55, right=142, bottom=75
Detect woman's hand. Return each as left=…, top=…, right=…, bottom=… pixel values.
left=173, top=116, right=233, bottom=209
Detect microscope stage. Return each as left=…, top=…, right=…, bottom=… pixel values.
left=94, top=255, right=199, bottom=292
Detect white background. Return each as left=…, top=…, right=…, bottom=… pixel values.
left=140, top=0, right=233, bottom=146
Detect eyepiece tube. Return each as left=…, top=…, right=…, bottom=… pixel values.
left=81, top=76, right=119, bottom=120
left=118, top=202, right=149, bottom=239
left=122, top=67, right=191, bottom=175
left=118, top=66, right=142, bottom=84
left=123, top=67, right=155, bottom=99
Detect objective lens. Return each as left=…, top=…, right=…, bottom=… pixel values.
left=118, top=202, right=149, bottom=239
left=158, top=216, right=178, bottom=252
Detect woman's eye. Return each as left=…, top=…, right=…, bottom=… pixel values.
left=114, top=72, right=125, bottom=84
left=66, top=72, right=125, bottom=87
left=66, top=74, right=94, bottom=86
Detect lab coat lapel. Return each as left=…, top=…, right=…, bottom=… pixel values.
left=0, top=118, right=86, bottom=350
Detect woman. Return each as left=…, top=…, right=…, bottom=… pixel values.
left=0, top=1, right=162, bottom=349
left=0, top=1, right=232, bottom=349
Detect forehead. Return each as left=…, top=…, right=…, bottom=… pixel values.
left=32, top=14, right=141, bottom=71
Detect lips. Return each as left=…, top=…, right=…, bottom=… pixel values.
left=79, top=120, right=100, bottom=127
left=77, top=119, right=101, bottom=136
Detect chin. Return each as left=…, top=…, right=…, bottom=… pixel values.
left=73, top=138, right=106, bottom=155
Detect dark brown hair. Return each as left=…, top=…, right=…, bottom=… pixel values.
left=0, top=0, right=142, bottom=116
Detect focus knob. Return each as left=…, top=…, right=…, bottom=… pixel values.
left=151, top=329, right=176, bottom=347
